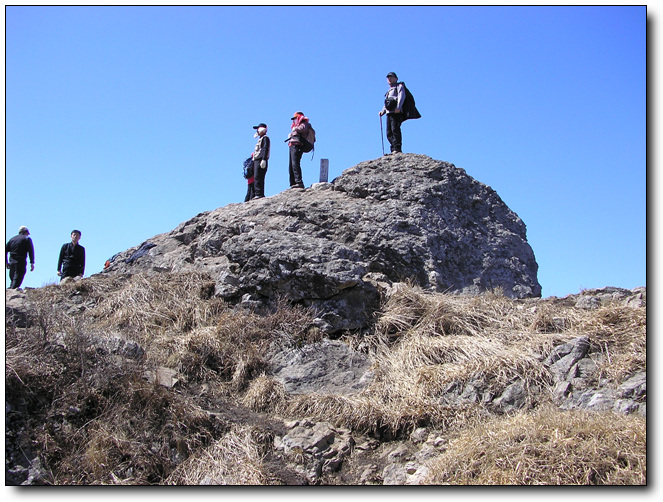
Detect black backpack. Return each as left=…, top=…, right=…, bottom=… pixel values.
left=399, top=82, right=421, bottom=121
left=243, top=157, right=254, bottom=179
left=299, top=123, right=316, bottom=153
left=385, top=82, right=421, bottom=121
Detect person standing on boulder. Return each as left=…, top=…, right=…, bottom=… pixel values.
left=379, top=72, right=405, bottom=154
left=243, top=156, right=255, bottom=202
left=251, top=122, right=270, bottom=199
left=57, top=230, right=85, bottom=282
left=5, top=226, right=35, bottom=289
left=287, top=111, right=309, bottom=189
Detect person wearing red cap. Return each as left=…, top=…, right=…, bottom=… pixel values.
left=287, top=111, right=309, bottom=189
left=5, top=226, right=35, bottom=289
left=379, top=72, right=405, bottom=154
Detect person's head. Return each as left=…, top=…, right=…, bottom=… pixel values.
left=18, top=226, right=29, bottom=236
left=71, top=230, right=81, bottom=244
left=386, top=72, right=398, bottom=85
left=290, top=111, right=304, bottom=123
left=253, top=123, right=268, bottom=137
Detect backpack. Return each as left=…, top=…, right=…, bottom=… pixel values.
left=385, top=82, right=421, bottom=121
left=399, top=82, right=421, bottom=121
left=299, top=123, right=316, bottom=153
left=243, top=157, right=254, bottom=179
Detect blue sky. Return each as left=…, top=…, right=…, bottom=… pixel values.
left=4, top=5, right=646, bottom=297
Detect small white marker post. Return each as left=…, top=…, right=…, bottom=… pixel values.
left=319, top=158, right=329, bottom=183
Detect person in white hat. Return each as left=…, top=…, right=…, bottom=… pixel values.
left=5, top=226, right=35, bottom=289
left=251, top=123, right=270, bottom=199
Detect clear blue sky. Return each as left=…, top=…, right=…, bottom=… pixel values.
left=4, top=5, right=646, bottom=297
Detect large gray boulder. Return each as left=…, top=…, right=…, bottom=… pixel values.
left=103, top=154, right=541, bottom=332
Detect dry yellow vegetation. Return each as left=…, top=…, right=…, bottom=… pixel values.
left=5, top=273, right=646, bottom=485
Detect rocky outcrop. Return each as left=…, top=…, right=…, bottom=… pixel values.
left=6, top=289, right=30, bottom=328
left=275, top=420, right=355, bottom=483
left=269, top=339, right=373, bottom=395
left=102, top=154, right=540, bottom=333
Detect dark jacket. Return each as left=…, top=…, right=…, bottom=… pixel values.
left=58, top=242, right=85, bottom=278
left=5, top=234, right=35, bottom=265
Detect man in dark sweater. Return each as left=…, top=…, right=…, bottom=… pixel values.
left=57, top=230, right=85, bottom=281
left=5, top=226, right=35, bottom=289
left=379, top=72, right=405, bottom=154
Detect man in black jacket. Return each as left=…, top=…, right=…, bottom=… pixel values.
left=379, top=72, right=405, bottom=154
left=5, top=226, right=35, bottom=289
left=57, top=230, right=85, bottom=281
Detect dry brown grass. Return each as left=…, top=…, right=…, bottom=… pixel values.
left=165, top=424, right=271, bottom=485
left=92, top=272, right=226, bottom=343
left=275, top=284, right=646, bottom=449
left=241, top=375, right=288, bottom=412
left=374, top=284, right=644, bottom=400
left=169, top=295, right=317, bottom=389
left=424, top=404, right=646, bottom=485
left=280, top=392, right=477, bottom=440
left=6, top=276, right=646, bottom=485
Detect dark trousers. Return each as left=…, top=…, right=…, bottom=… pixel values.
left=244, top=182, right=255, bottom=202
left=253, top=160, right=268, bottom=197
left=8, top=261, right=26, bottom=289
left=386, top=113, right=404, bottom=153
left=60, top=265, right=80, bottom=280
left=288, top=145, right=304, bottom=187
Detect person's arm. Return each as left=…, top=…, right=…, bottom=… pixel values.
left=57, top=244, right=64, bottom=275
left=380, top=89, right=389, bottom=116
left=264, top=136, right=270, bottom=160
left=259, top=137, right=270, bottom=167
left=79, top=248, right=85, bottom=277
left=28, top=239, right=35, bottom=271
left=395, top=83, right=405, bottom=113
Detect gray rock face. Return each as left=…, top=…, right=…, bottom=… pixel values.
left=103, top=154, right=541, bottom=332
left=6, top=290, right=30, bottom=328
left=544, top=336, right=646, bottom=417
left=275, top=420, right=355, bottom=484
left=269, top=339, right=373, bottom=395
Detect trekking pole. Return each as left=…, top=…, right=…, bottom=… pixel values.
left=380, top=114, right=385, bottom=156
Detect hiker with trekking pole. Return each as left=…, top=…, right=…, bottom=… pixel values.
left=379, top=72, right=421, bottom=155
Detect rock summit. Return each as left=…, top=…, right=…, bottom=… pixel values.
left=103, top=154, right=541, bottom=332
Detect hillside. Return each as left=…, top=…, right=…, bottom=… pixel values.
left=5, top=155, right=645, bottom=485
left=6, top=277, right=646, bottom=485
